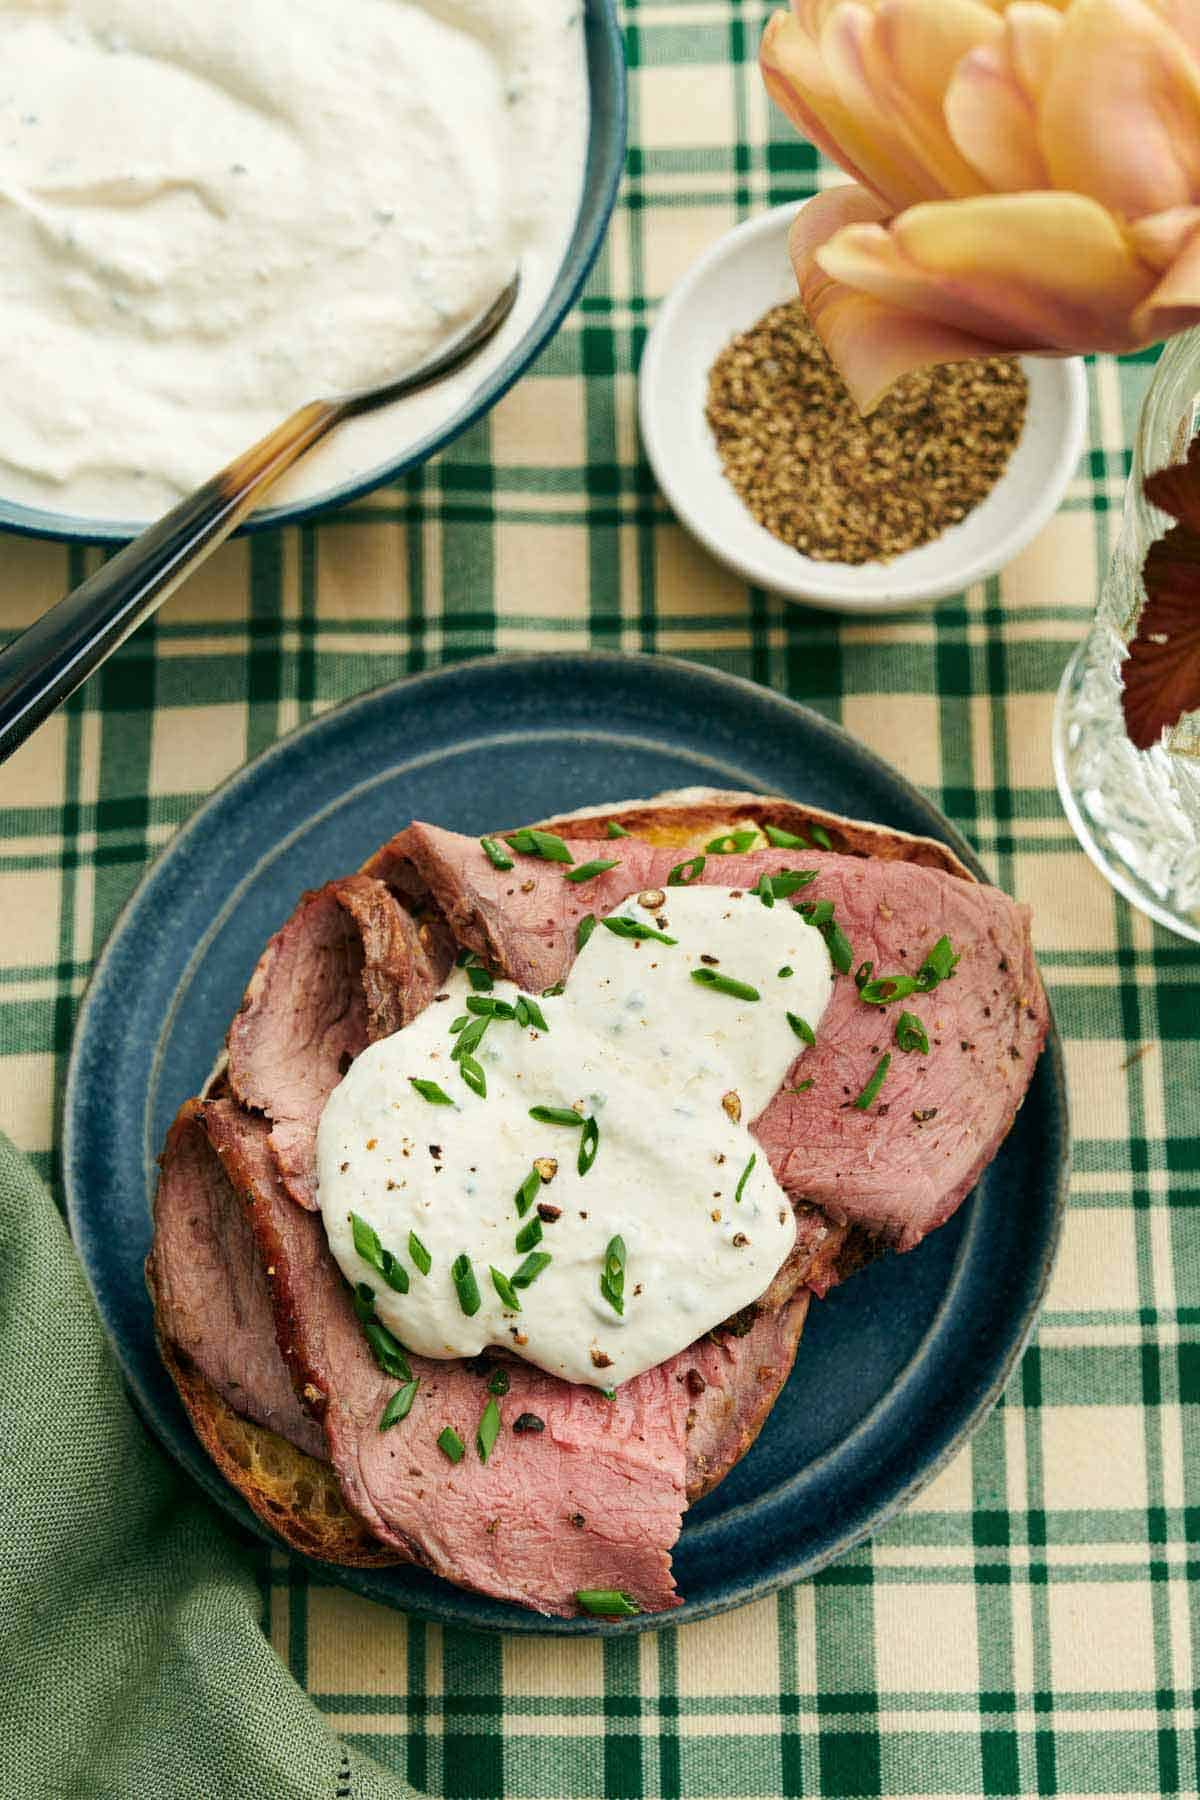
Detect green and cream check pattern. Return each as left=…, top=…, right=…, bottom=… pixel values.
left=2, top=4, right=1198, bottom=1796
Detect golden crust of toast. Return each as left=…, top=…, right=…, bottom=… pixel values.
left=533, top=788, right=974, bottom=880
left=153, top=788, right=975, bottom=1571
left=154, top=1313, right=401, bottom=1567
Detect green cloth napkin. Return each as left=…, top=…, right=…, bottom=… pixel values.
left=0, top=1132, right=413, bottom=1800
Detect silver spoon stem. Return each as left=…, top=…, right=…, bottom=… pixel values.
left=0, top=274, right=520, bottom=767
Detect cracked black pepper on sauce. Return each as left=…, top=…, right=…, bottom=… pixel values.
left=706, top=299, right=1028, bottom=565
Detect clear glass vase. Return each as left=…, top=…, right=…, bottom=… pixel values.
left=1053, top=329, right=1200, bottom=941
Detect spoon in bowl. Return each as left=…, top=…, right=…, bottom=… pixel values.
left=0, top=273, right=520, bottom=764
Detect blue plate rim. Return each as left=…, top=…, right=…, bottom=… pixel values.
left=0, top=0, right=627, bottom=547
left=62, top=650, right=1070, bottom=1634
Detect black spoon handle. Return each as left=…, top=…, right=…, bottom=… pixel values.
left=0, top=400, right=343, bottom=767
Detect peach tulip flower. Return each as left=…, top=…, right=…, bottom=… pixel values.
left=760, top=0, right=1200, bottom=408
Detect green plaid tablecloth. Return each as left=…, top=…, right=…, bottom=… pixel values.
left=2, top=5, right=1198, bottom=1797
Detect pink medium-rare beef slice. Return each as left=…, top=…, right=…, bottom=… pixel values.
left=225, top=874, right=452, bottom=1209
left=680, top=1290, right=810, bottom=1499
left=393, top=827, right=1049, bottom=1251
left=194, top=1097, right=812, bottom=1614
left=149, top=1101, right=326, bottom=1461
left=394, top=822, right=665, bottom=993
left=751, top=855, right=1048, bottom=1250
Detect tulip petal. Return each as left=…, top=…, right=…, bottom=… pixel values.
left=761, top=7, right=936, bottom=209
left=1128, top=207, right=1200, bottom=272
left=788, top=186, right=1022, bottom=411
left=1005, top=2, right=1068, bottom=96
left=1134, top=219, right=1200, bottom=340
left=1040, top=0, right=1200, bottom=220
left=1147, top=0, right=1200, bottom=62
left=944, top=44, right=1050, bottom=190
left=823, top=0, right=1003, bottom=201
left=817, top=192, right=1156, bottom=353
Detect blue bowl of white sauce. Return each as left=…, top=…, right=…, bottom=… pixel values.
left=0, top=0, right=626, bottom=544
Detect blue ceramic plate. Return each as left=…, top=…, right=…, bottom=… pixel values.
left=64, top=653, right=1069, bottom=1634
left=0, top=2, right=625, bottom=545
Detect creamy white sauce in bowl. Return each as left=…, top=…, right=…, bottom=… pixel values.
left=317, top=887, right=834, bottom=1389
left=0, top=0, right=605, bottom=533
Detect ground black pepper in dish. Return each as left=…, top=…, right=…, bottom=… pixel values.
left=706, top=299, right=1028, bottom=564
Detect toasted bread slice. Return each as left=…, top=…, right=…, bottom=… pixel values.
left=155, top=787, right=977, bottom=1568
left=149, top=1261, right=400, bottom=1566
left=534, top=787, right=973, bottom=879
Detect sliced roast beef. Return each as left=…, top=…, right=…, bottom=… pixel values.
left=391, top=825, right=1049, bottom=1252
left=226, top=874, right=453, bottom=1209
left=149, top=1101, right=326, bottom=1461
left=177, top=1097, right=810, bottom=1615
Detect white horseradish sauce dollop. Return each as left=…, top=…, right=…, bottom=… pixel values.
left=317, top=886, right=834, bottom=1389
left=0, top=0, right=586, bottom=519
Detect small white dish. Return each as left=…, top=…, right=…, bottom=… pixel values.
left=638, top=202, right=1089, bottom=613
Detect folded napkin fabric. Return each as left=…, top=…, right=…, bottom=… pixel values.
left=0, top=1132, right=412, bottom=1800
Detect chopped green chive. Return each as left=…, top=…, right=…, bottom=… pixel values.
left=916, top=935, right=961, bottom=991
left=515, top=995, right=550, bottom=1032
left=576, top=914, right=597, bottom=953
left=577, top=1589, right=641, bottom=1618
left=379, top=1380, right=419, bottom=1431
left=480, top=836, right=514, bottom=871
left=488, top=1367, right=510, bottom=1396
left=853, top=1053, right=892, bottom=1111
left=409, top=1077, right=453, bottom=1106
left=705, top=829, right=759, bottom=854
left=529, top=1105, right=585, bottom=1127
left=764, top=824, right=809, bottom=849
left=854, top=960, right=874, bottom=991
left=778, top=966, right=793, bottom=979
left=789, top=1079, right=815, bottom=1094
left=352, top=1281, right=375, bottom=1322
left=767, top=869, right=819, bottom=900
left=578, top=1115, right=600, bottom=1177
left=466, top=995, right=515, bottom=1019
left=753, top=872, right=775, bottom=909
left=458, top=1054, right=487, bottom=1099
left=448, top=1014, right=468, bottom=1033
left=602, top=916, right=677, bottom=946
left=514, top=1168, right=541, bottom=1216
left=691, top=968, right=760, bottom=1002
left=787, top=1012, right=816, bottom=1046
left=455, top=948, right=474, bottom=967
left=565, top=858, right=620, bottom=884
left=349, top=1212, right=410, bottom=1293
left=600, top=1235, right=626, bottom=1315
left=668, top=854, right=706, bottom=886
left=514, top=1216, right=543, bottom=1254
left=799, top=902, right=853, bottom=975
left=823, top=922, right=854, bottom=976
left=896, top=1011, right=931, bottom=1055
left=542, top=980, right=566, bottom=997
left=810, top=824, right=833, bottom=851
left=512, top=1250, right=552, bottom=1288
left=362, top=1317, right=412, bottom=1383
left=858, top=974, right=920, bottom=1006
left=490, top=1266, right=521, bottom=1311
left=505, top=827, right=574, bottom=865
left=734, top=1153, right=756, bottom=1204
left=451, top=1015, right=489, bottom=1061
left=605, top=820, right=630, bottom=838
left=438, top=1426, right=465, bottom=1464
left=466, top=963, right=494, bottom=993
left=451, top=1253, right=482, bottom=1318
left=408, top=1231, right=432, bottom=1277
left=477, top=1396, right=502, bottom=1463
